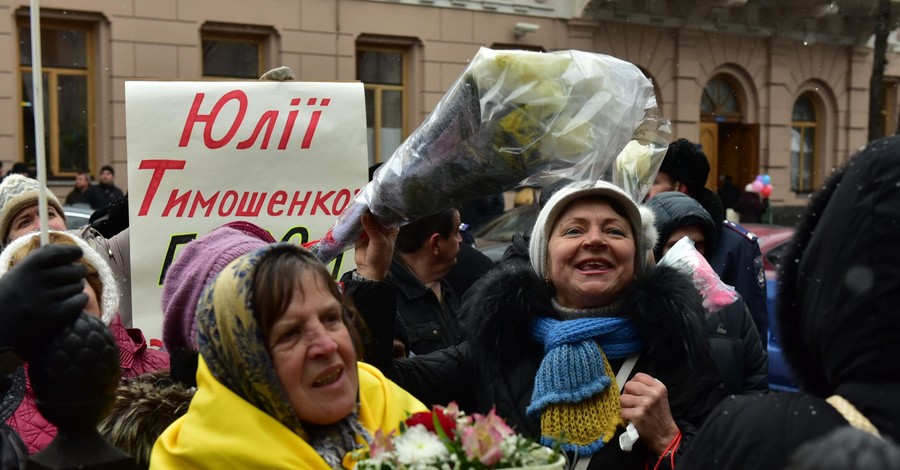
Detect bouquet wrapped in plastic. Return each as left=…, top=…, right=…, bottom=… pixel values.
left=312, top=47, right=671, bottom=263
left=657, top=236, right=739, bottom=313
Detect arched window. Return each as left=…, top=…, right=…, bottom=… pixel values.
left=791, top=94, right=818, bottom=193
left=701, top=76, right=742, bottom=122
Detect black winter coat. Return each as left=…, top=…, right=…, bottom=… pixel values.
left=0, top=371, right=25, bottom=470
left=678, top=136, right=900, bottom=469
left=389, top=261, right=726, bottom=470
left=706, top=299, right=768, bottom=395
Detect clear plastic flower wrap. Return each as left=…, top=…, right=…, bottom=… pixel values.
left=312, top=47, right=671, bottom=263
left=657, top=236, right=739, bottom=313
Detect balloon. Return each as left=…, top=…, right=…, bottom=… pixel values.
left=762, top=174, right=771, bottom=185
left=755, top=174, right=764, bottom=182
left=745, top=183, right=754, bottom=192
left=761, top=184, right=772, bottom=197
left=751, top=180, right=764, bottom=192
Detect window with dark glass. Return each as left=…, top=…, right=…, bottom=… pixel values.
left=701, top=76, right=742, bottom=122
left=202, top=30, right=265, bottom=79
left=791, top=94, right=818, bottom=193
left=18, top=21, right=93, bottom=176
left=357, top=47, right=405, bottom=165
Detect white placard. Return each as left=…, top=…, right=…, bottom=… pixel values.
left=126, top=81, right=367, bottom=342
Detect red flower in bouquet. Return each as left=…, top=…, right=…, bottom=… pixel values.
left=404, top=407, right=457, bottom=439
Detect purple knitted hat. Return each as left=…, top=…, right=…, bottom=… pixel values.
left=161, top=221, right=276, bottom=351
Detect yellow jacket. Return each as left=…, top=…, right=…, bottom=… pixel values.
left=150, top=357, right=425, bottom=469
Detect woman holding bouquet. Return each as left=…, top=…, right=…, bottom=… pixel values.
left=150, top=243, right=425, bottom=469
left=377, top=180, right=725, bottom=470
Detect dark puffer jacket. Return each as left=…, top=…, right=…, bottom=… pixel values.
left=389, top=261, right=726, bottom=470
left=648, top=191, right=768, bottom=395
left=0, top=371, right=25, bottom=470
left=677, top=136, right=900, bottom=470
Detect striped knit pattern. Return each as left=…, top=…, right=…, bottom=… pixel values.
left=528, top=316, right=643, bottom=455
left=538, top=347, right=625, bottom=455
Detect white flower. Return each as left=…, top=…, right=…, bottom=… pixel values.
left=393, top=425, right=450, bottom=466
left=615, top=140, right=654, bottom=179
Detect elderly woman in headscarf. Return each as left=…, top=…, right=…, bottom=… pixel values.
left=150, top=243, right=424, bottom=469
left=372, top=181, right=725, bottom=469
left=0, top=231, right=169, bottom=455
left=676, top=136, right=900, bottom=469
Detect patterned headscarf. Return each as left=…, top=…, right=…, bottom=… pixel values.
left=195, top=243, right=308, bottom=438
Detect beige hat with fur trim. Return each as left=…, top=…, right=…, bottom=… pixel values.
left=0, top=174, right=65, bottom=244
left=529, top=180, right=657, bottom=281
left=0, top=230, right=119, bottom=325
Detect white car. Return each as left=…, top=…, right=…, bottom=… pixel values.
left=63, top=204, right=94, bottom=229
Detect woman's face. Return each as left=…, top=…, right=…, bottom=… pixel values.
left=267, top=270, right=358, bottom=425
left=662, top=225, right=706, bottom=257
left=83, top=283, right=101, bottom=319
left=547, top=198, right=636, bottom=309
left=8, top=205, right=66, bottom=242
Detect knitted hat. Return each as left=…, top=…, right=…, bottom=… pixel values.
left=529, top=180, right=657, bottom=281
left=161, top=221, right=275, bottom=351
left=0, top=230, right=119, bottom=325
left=0, top=175, right=65, bottom=243
left=659, top=138, right=711, bottom=193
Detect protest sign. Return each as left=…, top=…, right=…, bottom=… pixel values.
left=126, top=81, right=367, bottom=341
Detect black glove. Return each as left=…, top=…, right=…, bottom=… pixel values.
left=89, top=194, right=129, bottom=238
left=0, top=244, right=88, bottom=362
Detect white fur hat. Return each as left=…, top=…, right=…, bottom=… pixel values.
left=0, top=230, right=119, bottom=325
left=529, top=180, right=657, bottom=281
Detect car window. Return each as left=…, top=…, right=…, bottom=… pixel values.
left=474, top=204, right=538, bottom=242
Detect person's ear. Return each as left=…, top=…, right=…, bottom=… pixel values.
left=428, top=233, right=442, bottom=255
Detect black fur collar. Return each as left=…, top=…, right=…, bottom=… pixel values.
left=461, top=260, right=710, bottom=371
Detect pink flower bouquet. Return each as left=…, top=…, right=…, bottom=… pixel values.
left=354, top=403, right=564, bottom=470
left=657, top=236, right=739, bottom=313
left=311, top=47, right=670, bottom=263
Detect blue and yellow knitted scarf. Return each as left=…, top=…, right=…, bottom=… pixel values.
left=528, top=315, right=643, bottom=455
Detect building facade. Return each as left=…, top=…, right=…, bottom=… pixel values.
left=1, top=0, right=895, bottom=214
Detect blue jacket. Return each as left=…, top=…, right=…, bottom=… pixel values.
left=708, top=221, right=768, bottom=347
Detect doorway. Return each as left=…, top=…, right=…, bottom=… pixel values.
left=699, top=75, right=759, bottom=192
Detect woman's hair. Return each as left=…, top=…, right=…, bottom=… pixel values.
left=251, top=246, right=366, bottom=358
left=6, top=232, right=103, bottom=306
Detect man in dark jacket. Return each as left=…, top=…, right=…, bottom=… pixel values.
left=647, top=191, right=768, bottom=395
left=676, top=136, right=900, bottom=469
left=646, top=139, right=768, bottom=345
left=390, top=208, right=464, bottom=355
left=86, top=165, right=124, bottom=209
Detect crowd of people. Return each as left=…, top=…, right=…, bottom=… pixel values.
left=1, top=130, right=899, bottom=469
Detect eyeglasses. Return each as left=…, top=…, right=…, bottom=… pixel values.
left=459, top=223, right=469, bottom=232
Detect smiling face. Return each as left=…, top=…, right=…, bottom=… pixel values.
left=266, top=270, right=358, bottom=425
left=547, top=197, right=636, bottom=309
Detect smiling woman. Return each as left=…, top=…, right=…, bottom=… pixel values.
left=150, top=243, right=425, bottom=469
left=385, top=180, right=727, bottom=470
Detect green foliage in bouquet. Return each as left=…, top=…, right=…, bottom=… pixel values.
left=352, top=403, right=564, bottom=470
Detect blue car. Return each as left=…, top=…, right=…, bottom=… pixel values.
left=743, top=223, right=799, bottom=392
